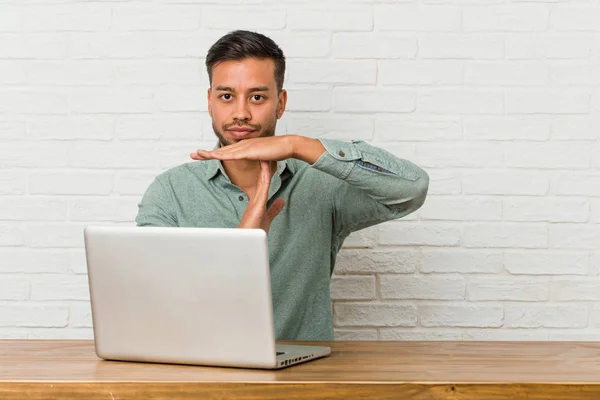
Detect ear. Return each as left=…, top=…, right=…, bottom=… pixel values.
left=276, top=89, right=287, bottom=119
left=207, top=87, right=212, bottom=117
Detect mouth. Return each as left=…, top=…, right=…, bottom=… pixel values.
left=227, top=129, right=256, bottom=138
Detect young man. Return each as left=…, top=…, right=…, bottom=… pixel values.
left=136, top=30, right=429, bottom=340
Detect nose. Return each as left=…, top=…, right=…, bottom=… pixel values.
left=232, top=97, right=251, bottom=122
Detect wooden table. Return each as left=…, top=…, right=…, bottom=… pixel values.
left=1, top=340, right=600, bottom=399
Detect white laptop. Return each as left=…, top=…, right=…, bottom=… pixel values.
left=83, top=225, right=331, bottom=369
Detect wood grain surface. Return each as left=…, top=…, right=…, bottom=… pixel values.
left=1, top=340, right=600, bottom=399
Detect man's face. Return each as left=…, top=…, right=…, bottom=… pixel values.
left=208, top=58, right=287, bottom=147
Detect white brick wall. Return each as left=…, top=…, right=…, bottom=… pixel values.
left=0, top=0, right=599, bottom=342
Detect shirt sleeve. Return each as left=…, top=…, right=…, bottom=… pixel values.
left=135, top=176, right=178, bottom=227
left=310, top=139, right=429, bottom=237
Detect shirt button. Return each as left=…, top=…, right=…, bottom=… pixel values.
left=377, top=166, right=383, bottom=171
left=238, top=195, right=244, bottom=201
left=338, top=151, right=345, bottom=157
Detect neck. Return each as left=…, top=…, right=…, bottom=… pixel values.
left=222, top=159, right=262, bottom=192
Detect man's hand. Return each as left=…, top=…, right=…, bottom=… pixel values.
left=238, top=161, right=285, bottom=233
left=190, top=135, right=326, bottom=165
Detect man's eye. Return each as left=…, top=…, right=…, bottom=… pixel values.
left=221, top=94, right=232, bottom=100
left=252, top=95, right=264, bottom=101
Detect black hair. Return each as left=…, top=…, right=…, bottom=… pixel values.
left=206, top=30, right=286, bottom=92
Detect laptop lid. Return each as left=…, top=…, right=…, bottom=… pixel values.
left=84, top=225, right=278, bottom=368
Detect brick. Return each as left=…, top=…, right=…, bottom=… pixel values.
left=341, top=227, right=378, bottom=249
left=0, top=90, right=67, bottom=114
left=0, top=249, right=69, bottom=274
left=0, top=329, right=27, bottom=339
left=550, top=279, right=600, bottom=301
left=154, top=85, right=206, bottom=112
left=330, top=275, right=376, bottom=300
left=467, top=277, right=548, bottom=301
left=31, top=275, right=90, bottom=301
left=30, top=172, right=113, bottom=196
left=463, top=329, right=548, bottom=341
left=0, top=304, right=69, bottom=328
left=0, top=276, right=30, bottom=300
left=335, top=303, right=417, bottom=327
left=418, top=196, right=502, bottom=221
left=379, top=221, right=461, bottom=247
left=69, top=33, right=153, bottom=59
left=258, top=32, right=331, bottom=58
left=285, top=115, right=373, bottom=141
left=0, top=223, right=25, bottom=246
left=69, top=142, right=156, bottom=169
left=418, top=90, right=504, bottom=114
left=68, top=249, right=87, bottom=275
left=505, top=143, right=590, bottom=169
left=285, top=89, right=331, bottom=112
left=551, top=63, right=600, bottom=85
left=464, top=6, right=548, bottom=32
left=421, top=249, right=503, bottom=274
left=0, top=120, right=26, bottom=140
left=548, top=331, right=600, bottom=341
left=0, top=197, right=66, bottom=221
left=380, top=275, right=465, bottom=300
left=156, top=141, right=214, bottom=170
left=592, top=199, right=600, bottom=223
left=376, top=6, right=461, bottom=31
left=70, top=88, right=153, bottom=114
left=466, top=62, right=549, bottom=86
left=552, top=116, right=600, bottom=140
left=551, top=7, right=600, bottom=31
left=379, top=60, right=462, bottom=85
left=288, top=61, right=376, bottom=84
left=334, top=329, right=378, bottom=340
left=416, top=143, right=503, bottom=168
left=506, top=90, right=589, bottom=114
left=0, top=34, right=67, bottom=59
left=554, top=173, right=600, bottom=197
left=115, top=60, right=204, bottom=85
left=419, top=34, right=504, bottom=59
left=334, top=88, right=415, bottom=113
left=115, top=114, right=206, bottom=141
left=463, top=223, right=547, bottom=249
left=0, top=143, right=67, bottom=168
left=288, top=7, right=373, bottom=31
left=0, top=172, right=26, bottom=195
left=505, top=304, right=587, bottom=328
left=27, top=328, right=93, bottom=340
left=426, top=170, right=461, bottom=195
left=68, top=197, right=139, bottom=222
left=25, top=60, right=111, bottom=86
left=69, top=302, right=92, bottom=328
left=549, top=225, right=600, bottom=250
left=376, top=117, right=462, bottom=142
left=507, top=34, right=593, bottom=59
left=0, top=6, right=22, bottom=32
left=201, top=8, right=284, bottom=30
left=463, top=171, right=549, bottom=196
left=465, top=116, right=550, bottom=141
left=27, top=223, right=86, bottom=248
left=504, top=197, right=589, bottom=223
left=114, top=172, right=157, bottom=196
left=505, top=250, right=589, bottom=275
left=379, top=328, right=463, bottom=341
left=112, top=5, right=201, bottom=31
left=24, top=4, right=111, bottom=32
left=333, top=33, right=416, bottom=59
left=419, top=304, right=503, bottom=327
left=28, top=116, right=114, bottom=141
left=335, top=249, right=418, bottom=274
left=0, top=61, right=26, bottom=85
left=588, top=304, right=600, bottom=328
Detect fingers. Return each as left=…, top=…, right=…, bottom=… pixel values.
left=266, top=198, right=285, bottom=222
left=254, top=161, right=270, bottom=205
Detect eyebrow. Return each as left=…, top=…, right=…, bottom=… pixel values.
left=215, top=86, right=270, bottom=93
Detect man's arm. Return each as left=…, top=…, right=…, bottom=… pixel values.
left=135, top=176, right=178, bottom=227
left=292, top=136, right=429, bottom=236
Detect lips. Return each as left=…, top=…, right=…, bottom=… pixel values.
left=227, top=129, right=256, bottom=138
